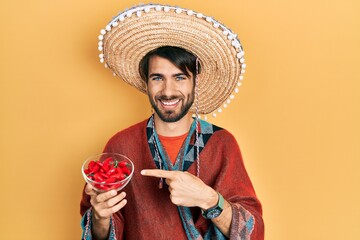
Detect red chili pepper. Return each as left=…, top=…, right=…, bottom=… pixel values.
left=107, top=167, right=117, bottom=176
left=100, top=172, right=108, bottom=179
left=89, top=164, right=100, bottom=174
left=88, top=161, right=96, bottom=171
left=121, top=166, right=131, bottom=175
left=94, top=172, right=105, bottom=182
left=103, top=157, right=112, bottom=163
left=95, top=184, right=109, bottom=191
left=102, top=162, right=110, bottom=172
left=119, top=161, right=128, bottom=167
left=105, top=177, right=116, bottom=184
left=116, top=167, right=123, bottom=174
left=112, top=173, right=127, bottom=181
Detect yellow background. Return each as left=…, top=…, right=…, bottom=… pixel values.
left=0, top=0, right=359, bottom=239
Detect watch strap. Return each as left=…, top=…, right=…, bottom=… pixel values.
left=218, top=192, right=224, bottom=209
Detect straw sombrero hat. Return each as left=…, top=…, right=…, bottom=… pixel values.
left=98, top=3, right=246, bottom=116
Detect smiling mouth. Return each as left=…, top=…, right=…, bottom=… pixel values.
left=160, top=99, right=180, bottom=107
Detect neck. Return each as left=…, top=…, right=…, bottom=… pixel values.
left=153, top=113, right=193, bottom=137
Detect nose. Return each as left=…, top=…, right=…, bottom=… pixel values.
left=161, top=79, right=176, bottom=97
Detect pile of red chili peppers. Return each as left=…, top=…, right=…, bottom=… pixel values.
left=84, top=157, right=131, bottom=191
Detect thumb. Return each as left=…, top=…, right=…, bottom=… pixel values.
left=84, top=183, right=96, bottom=196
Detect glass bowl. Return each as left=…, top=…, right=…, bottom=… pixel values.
left=81, top=153, right=134, bottom=192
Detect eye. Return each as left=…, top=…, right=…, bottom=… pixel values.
left=151, top=76, right=162, bottom=81
left=175, top=75, right=186, bottom=81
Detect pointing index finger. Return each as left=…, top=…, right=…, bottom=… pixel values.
left=141, top=169, right=175, bottom=179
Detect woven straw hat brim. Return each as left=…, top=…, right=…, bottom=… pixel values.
left=100, top=5, right=245, bottom=115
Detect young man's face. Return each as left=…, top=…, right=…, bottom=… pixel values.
left=146, top=55, right=195, bottom=123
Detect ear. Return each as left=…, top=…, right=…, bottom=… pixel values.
left=142, top=80, right=149, bottom=93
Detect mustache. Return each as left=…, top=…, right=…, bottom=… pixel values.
left=155, top=95, right=183, bottom=101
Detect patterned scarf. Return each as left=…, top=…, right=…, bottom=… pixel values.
left=146, top=117, right=227, bottom=240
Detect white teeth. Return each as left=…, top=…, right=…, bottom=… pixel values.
left=161, top=99, right=180, bottom=106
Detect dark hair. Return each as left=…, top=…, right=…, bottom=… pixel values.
left=139, top=46, right=201, bottom=82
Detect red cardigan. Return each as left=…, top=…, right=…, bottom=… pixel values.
left=80, top=119, right=264, bottom=239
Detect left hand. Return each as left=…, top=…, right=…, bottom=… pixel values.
left=141, top=169, right=217, bottom=209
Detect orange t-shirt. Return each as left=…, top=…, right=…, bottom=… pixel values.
left=158, top=133, right=188, bottom=164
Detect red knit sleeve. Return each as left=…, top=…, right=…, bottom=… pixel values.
left=213, top=130, right=264, bottom=240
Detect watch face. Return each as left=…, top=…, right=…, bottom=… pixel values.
left=206, top=208, right=222, bottom=219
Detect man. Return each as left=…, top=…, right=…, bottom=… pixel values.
left=81, top=4, right=264, bottom=240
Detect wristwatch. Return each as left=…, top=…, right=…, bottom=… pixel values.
left=201, top=192, right=224, bottom=219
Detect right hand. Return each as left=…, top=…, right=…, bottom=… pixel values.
left=85, top=183, right=127, bottom=221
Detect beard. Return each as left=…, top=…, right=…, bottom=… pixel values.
left=149, top=91, right=195, bottom=123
